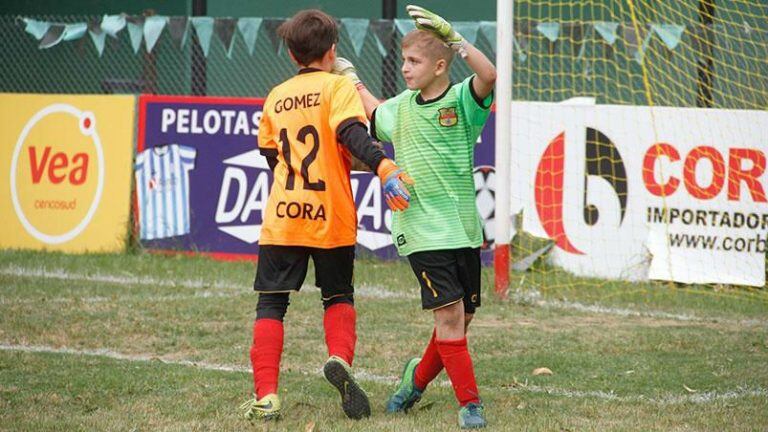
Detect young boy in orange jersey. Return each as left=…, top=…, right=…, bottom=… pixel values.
left=239, top=9, right=413, bottom=422
left=333, top=4, right=496, bottom=429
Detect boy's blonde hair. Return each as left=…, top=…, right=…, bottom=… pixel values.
left=401, top=30, right=454, bottom=67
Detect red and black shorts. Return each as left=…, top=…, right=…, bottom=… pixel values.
left=254, top=245, right=355, bottom=301
left=407, top=247, right=481, bottom=313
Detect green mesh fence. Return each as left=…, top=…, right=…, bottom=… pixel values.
left=1, top=9, right=765, bottom=109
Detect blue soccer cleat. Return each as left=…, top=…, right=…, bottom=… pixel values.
left=458, top=402, right=487, bottom=429
left=386, top=357, right=423, bottom=413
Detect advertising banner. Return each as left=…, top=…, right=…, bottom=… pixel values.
left=137, top=95, right=497, bottom=261
left=0, top=93, right=135, bottom=252
left=511, top=102, right=767, bottom=286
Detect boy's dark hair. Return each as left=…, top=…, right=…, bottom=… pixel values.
left=278, top=9, right=338, bottom=66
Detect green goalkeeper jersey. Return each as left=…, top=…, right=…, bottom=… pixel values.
left=372, top=75, right=493, bottom=256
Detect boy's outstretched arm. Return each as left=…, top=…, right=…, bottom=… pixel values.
left=332, top=57, right=380, bottom=119
left=460, top=43, right=496, bottom=100
left=406, top=4, right=496, bottom=99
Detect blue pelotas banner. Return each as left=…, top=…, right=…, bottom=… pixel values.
left=137, top=94, right=497, bottom=262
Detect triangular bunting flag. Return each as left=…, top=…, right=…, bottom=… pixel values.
left=622, top=24, right=639, bottom=50
left=22, top=18, right=50, bottom=40
left=394, top=18, right=415, bottom=36
left=632, top=26, right=653, bottom=64
left=536, top=22, right=560, bottom=43
left=101, top=14, right=126, bottom=38
left=39, top=25, right=65, bottom=49
left=88, top=21, right=106, bottom=56
left=562, top=22, right=588, bottom=59
left=370, top=20, right=394, bottom=57
left=479, top=21, right=496, bottom=53
left=652, top=24, right=685, bottom=50
left=167, top=17, right=189, bottom=48
left=513, top=35, right=527, bottom=63
left=215, top=18, right=237, bottom=58
left=237, top=17, right=262, bottom=55
left=62, top=23, right=87, bottom=41
left=452, top=21, right=479, bottom=45
left=512, top=36, right=528, bottom=63
left=144, top=15, right=168, bottom=53
left=594, top=21, right=619, bottom=45
left=262, top=19, right=285, bottom=55
left=126, top=18, right=144, bottom=54
left=341, top=18, right=369, bottom=57
left=191, top=17, right=214, bottom=57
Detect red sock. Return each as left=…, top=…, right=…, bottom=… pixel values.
left=323, top=303, right=357, bottom=366
left=250, top=318, right=284, bottom=399
left=414, top=328, right=443, bottom=390
left=435, top=337, right=480, bottom=406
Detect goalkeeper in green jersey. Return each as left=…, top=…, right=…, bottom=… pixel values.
left=333, top=4, right=496, bottom=429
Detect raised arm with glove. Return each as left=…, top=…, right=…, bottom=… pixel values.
left=406, top=4, right=467, bottom=57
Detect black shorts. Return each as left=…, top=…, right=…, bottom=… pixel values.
left=254, top=245, right=355, bottom=301
left=407, top=248, right=481, bottom=313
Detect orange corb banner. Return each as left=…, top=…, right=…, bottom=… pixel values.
left=0, top=94, right=135, bottom=252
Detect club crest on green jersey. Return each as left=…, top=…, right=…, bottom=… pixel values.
left=437, top=107, right=458, bottom=127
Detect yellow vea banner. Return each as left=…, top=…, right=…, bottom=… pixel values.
left=1, top=94, right=135, bottom=252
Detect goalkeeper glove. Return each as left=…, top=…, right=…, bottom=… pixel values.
left=377, top=159, right=414, bottom=211
left=332, top=57, right=364, bottom=89
left=406, top=4, right=467, bottom=57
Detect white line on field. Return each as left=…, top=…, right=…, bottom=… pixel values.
left=0, top=266, right=412, bottom=300
left=0, top=291, right=243, bottom=305
left=511, top=384, right=768, bottom=405
left=0, top=265, right=243, bottom=291
left=545, top=299, right=698, bottom=321
left=0, top=343, right=250, bottom=373
left=512, top=288, right=768, bottom=327
left=1, top=266, right=765, bottom=325
left=574, top=302, right=768, bottom=327
left=1, top=343, right=765, bottom=406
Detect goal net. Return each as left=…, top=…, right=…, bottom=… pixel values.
left=502, top=0, right=768, bottom=295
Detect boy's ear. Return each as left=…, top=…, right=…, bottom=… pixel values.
left=435, top=58, right=448, bottom=76
left=327, top=43, right=337, bottom=62
left=288, top=49, right=299, bottom=66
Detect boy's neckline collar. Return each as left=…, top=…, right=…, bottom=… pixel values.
left=415, top=83, right=453, bottom=105
left=298, top=67, right=323, bottom=75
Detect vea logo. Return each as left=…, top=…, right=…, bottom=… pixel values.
left=10, top=104, right=104, bottom=244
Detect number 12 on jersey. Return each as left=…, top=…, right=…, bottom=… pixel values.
left=279, top=125, right=326, bottom=191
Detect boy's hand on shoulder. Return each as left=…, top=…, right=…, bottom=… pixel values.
left=406, top=5, right=466, bottom=56
left=332, top=57, right=362, bottom=86
left=377, top=159, right=415, bottom=211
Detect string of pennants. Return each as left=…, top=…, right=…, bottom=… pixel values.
left=21, top=14, right=688, bottom=65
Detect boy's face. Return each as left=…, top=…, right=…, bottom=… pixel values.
left=400, top=45, right=445, bottom=91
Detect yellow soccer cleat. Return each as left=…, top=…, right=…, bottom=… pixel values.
left=239, top=393, right=281, bottom=421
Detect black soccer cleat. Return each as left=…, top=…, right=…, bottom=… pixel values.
left=323, top=356, right=372, bottom=420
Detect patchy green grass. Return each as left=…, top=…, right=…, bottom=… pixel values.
left=0, top=250, right=767, bottom=431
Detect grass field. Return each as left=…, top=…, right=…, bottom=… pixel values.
left=1, top=249, right=767, bottom=431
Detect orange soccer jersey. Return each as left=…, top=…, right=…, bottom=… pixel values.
left=257, top=70, right=366, bottom=248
